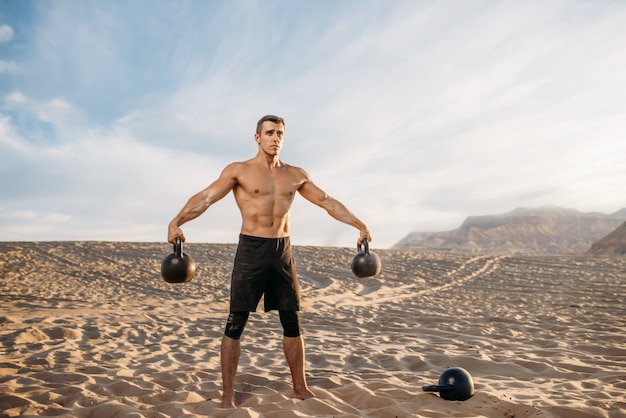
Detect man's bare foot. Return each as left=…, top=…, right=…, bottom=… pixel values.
left=291, top=387, right=315, bottom=400
left=221, top=394, right=236, bottom=408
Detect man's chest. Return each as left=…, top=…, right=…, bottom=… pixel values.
left=237, top=168, right=302, bottom=197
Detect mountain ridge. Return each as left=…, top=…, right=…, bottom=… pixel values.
left=393, top=206, right=626, bottom=254
left=586, top=221, right=626, bottom=256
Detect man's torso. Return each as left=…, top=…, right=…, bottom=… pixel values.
left=232, top=160, right=307, bottom=238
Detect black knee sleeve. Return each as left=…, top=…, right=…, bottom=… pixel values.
left=279, top=310, right=301, bottom=337
left=224, top=311, right=249, bottom=340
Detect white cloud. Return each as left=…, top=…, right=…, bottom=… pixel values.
left=0, top=24, right=13, bottom=42
left=3, top=92, right=84, bottom=135
left=0, top=60, right=17, bottom=73
left=0, top=102, right=242, bottom=242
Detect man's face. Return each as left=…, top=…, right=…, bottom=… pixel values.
left=255, top=121, right=285, bottom=155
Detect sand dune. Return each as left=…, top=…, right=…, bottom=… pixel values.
left=1, top=241, right=625, bottom=417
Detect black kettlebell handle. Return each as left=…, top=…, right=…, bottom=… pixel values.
left=357, top=238, right=370, bottom=254
left=423, top=384, right=447, bottom=392
left=174, top=237, right=183, bottom=257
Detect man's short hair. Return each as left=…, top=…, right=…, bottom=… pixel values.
left=256, top=115, right=285, bottom=135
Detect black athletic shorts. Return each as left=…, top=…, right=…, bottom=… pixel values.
left=229, top=234, right=300, bottom=312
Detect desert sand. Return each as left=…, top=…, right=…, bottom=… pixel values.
left=1, top=241, right=625, bottom=417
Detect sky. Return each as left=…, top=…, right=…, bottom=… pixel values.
left=1, top=0, right=625, bottom=249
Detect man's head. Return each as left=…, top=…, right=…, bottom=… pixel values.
left=255, top=115, right=285, bottom=156
left=256, top=115, right=285, bottom=135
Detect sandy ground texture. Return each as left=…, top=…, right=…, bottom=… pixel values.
left=1, top=241, right=625, bottom=418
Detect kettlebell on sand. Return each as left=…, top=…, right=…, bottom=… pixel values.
left=422, top=367, right=475, bottom=401
left=161, top=238, right=196, bottom=283
left=350, top=238, right=381, bottom=278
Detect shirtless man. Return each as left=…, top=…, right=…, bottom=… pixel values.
left=167, top=115, right=371, bottom=408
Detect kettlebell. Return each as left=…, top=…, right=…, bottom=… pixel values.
left=422, top=367, right=475, bottom=401
left=161, top=238, right=196, bottom=283
left=350, top=238, right=381, bottom=278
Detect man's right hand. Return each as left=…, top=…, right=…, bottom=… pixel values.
left=168, top=223, right=185, bottom=244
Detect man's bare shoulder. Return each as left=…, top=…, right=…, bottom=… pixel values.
left=229, top=158, right=267, bottom=169
left=223, top=160, right=260, bottom=173
left=281, top=163, right=314, bottom=190
left=282, top=162, right=310, bottom=178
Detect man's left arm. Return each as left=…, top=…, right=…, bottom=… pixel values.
left=297, top=174, right=371, bottom=245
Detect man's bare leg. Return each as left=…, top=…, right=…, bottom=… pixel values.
left=221, top=335, right=240, bottom=408
left=283, top=335, right=315, bottom=400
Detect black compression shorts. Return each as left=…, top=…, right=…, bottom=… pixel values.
left=229, top=234, right=300, bottom=312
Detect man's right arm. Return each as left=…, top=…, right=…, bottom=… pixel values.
left=167, top=163, right=239, bottom=243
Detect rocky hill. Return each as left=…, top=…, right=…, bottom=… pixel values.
left=393, top=206, right=626, bottom=254
left=586, top=221, right=626, bottom=256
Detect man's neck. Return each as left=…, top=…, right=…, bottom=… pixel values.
left=255, top=152, right=282, bottom=168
